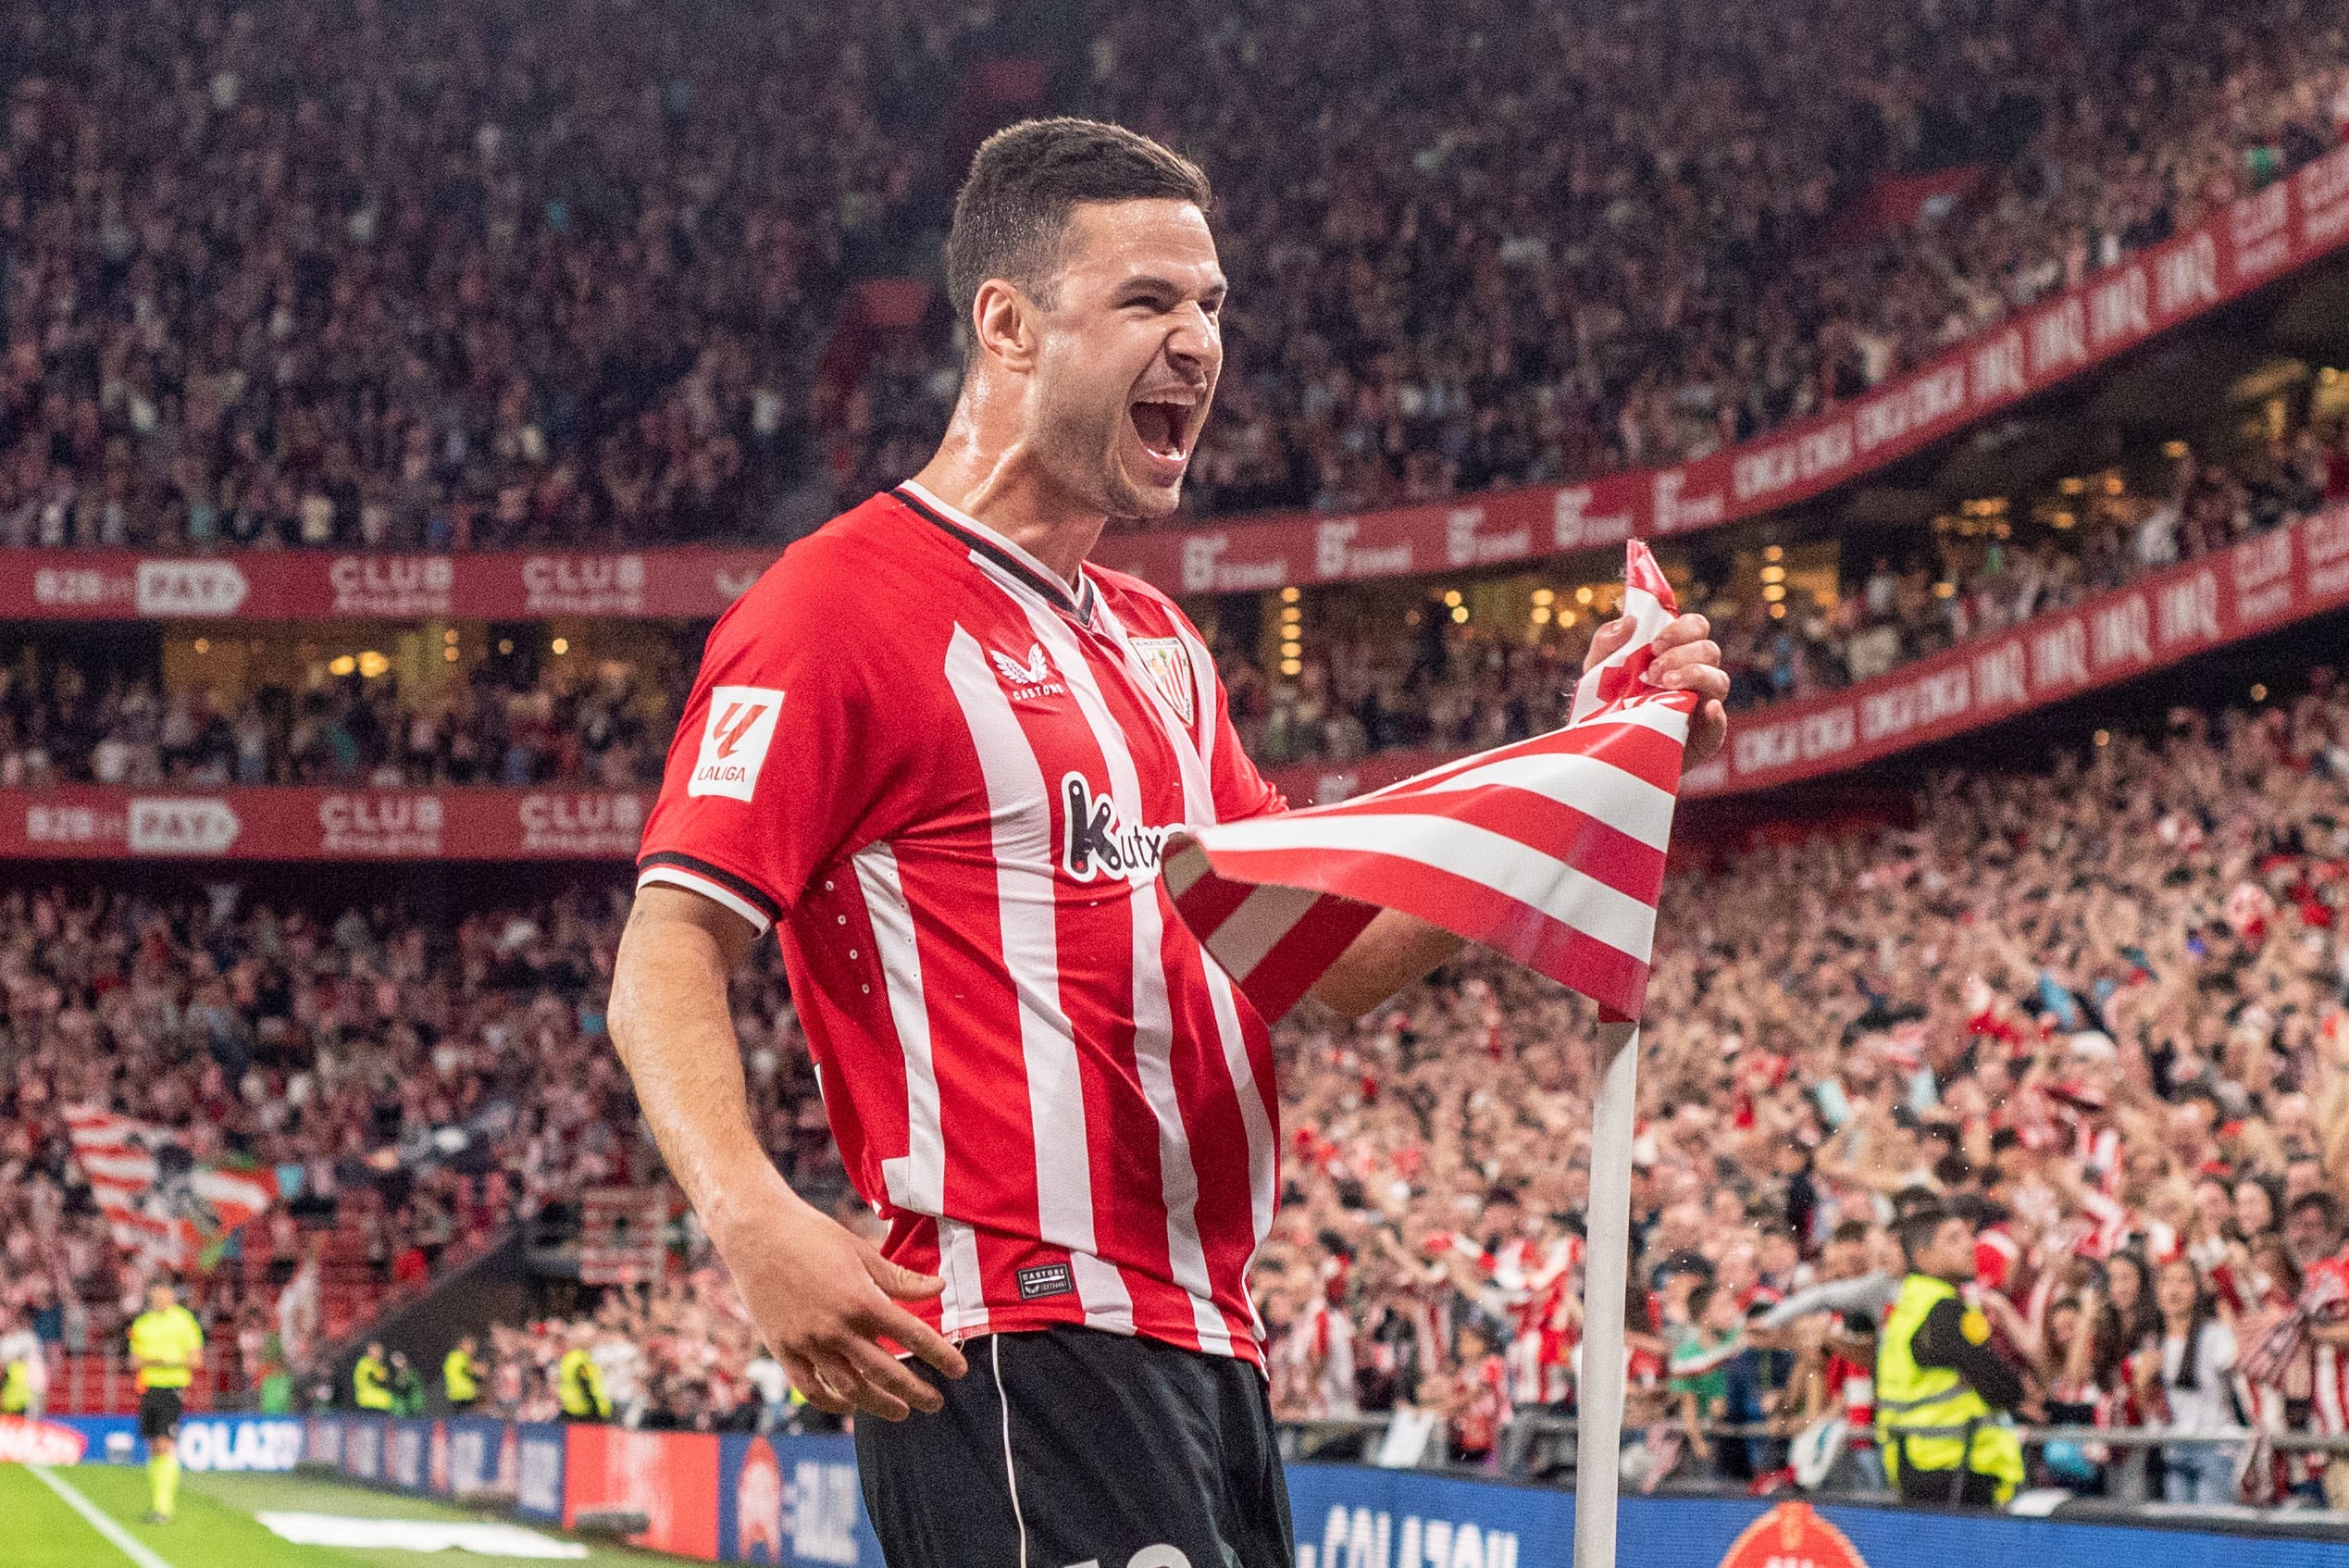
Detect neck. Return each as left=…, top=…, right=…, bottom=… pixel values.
left=910, top=398, right=1108, bottom=591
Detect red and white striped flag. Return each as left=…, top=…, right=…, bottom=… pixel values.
left=1165, top=541, right=1697, bottom=1022
left=63, top=1106, right=279, bottom=1272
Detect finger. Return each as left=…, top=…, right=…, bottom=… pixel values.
left=1651, top=612, right=1711, bottom=650
left=816, top=1347, right=913, bottom=1422
left=840, top=1336, right=947, bottom=1417
left=1685, top=700, right=1728, bottom=767
left=864, top=1249, right=948, bottom=1302
left=783, top=1352, right=854, bottom=1416
left=1648, top=641, right=1724, bottom=689
left=813, top=1335, right=911, bottom=1419
left=1671, top=665, right=1731, bottom=704
left=869, top=1299, right=970, bottom=1380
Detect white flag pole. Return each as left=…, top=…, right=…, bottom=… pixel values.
left=1573, top=1017, right=1641, bottom=1568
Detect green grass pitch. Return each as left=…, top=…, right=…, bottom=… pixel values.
left=0, top=1462, right=672, bottom=1568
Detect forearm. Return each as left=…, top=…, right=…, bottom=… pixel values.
left=609, top=890, right=799, bottom=1241
left=1308, top=909, right=1464, bottom=1017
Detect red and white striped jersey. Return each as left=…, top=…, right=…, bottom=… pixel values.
left=636, top=483, right=1287, bottom=1364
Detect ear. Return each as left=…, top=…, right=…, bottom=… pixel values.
left=970, top=279, right=1039, bottom=372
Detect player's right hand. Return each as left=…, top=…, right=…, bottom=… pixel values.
left=721, top=1199, right=970, bottom=1421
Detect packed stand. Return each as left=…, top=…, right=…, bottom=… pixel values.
left=0, top=646, right=690, bottom=789
left=1223, top=417, right=2349, bottom=765
left=0, top=881, right=835, bottom=1402
left=10, top=666, right=2349, bottom=1509
left=0, top=0, right=991, bottom=551
left=6, top=415, right=2338, bottom=787
left=6, top=0, right=2348, bottom=550
left=1254, top=673, right=2349, bottom=1505
left=864, top=0, right=2349, bottom=515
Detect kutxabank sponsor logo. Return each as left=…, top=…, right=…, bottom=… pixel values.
left=1061, top=773, right=1176, bottom=883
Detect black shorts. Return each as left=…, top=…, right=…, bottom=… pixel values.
left=139, top=1388, right=184, bottom=1441
left=856, top=1326, right=1293, bottom=1568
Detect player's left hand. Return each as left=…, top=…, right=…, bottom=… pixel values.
left=1584, top=610, right=1730, bottom=765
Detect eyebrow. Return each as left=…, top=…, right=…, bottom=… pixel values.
left=1118, top=275, right=1228, bottom=304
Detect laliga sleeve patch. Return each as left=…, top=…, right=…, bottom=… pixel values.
left=1960, top=1307, right=1991, bottom=1346
left=689, top=685, right=784, bottom=801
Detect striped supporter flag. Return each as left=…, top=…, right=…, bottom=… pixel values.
left=63, top=1105, right=279, bottom=1272
left=1163, top=541, right=1697, bottom=1023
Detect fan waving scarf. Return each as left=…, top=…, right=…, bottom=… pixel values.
left=1164, top=541, right=1696, bottom=1024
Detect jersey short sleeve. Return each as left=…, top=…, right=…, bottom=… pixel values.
left=636, top=562, right=893, bottom=934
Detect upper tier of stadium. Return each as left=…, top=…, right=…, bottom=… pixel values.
left=2, top=0, right=2344, bottom=553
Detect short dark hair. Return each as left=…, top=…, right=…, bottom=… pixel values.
left=945, top=118, right=1212, bottom=324
left=1895, top=1204, right=1956, bottom=1265
left=2290, top=1190, right=2343, bottom=1232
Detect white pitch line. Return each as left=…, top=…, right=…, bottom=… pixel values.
left=27, top=1464, right=177, bottom=1568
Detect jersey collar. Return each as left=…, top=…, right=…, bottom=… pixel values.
left=893, top=481, right=1100, bottom=624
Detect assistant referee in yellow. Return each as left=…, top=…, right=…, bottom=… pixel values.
left=128, top=1279, right=205, bottom=1524
left=1876, top=1204, right=2031, bottom=1506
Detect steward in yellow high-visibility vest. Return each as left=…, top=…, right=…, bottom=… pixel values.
left=1876, top=1205, right=2028, bottom=1506
left=557, top=1338, right=611, bottom=1422
left=353, top=1342, right=396, bottom=1412
left=128, top=1280, right=205, bottom=1524
left=444, top=1336, right=482, bottom=1410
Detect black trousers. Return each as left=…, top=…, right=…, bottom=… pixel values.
left=138, top=1388, right=183, bottom=1441
left=856, top=1327, right=1294, bottom=1568
left=1895, top=1456, right=2004, bottom=1508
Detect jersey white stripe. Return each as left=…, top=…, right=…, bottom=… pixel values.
left=941, top=624, right=1134, bottom=1335
left=635, top=866, right=773, bottom=935
left=855, top=843, right=944, bottom=1219
left=1095, top=594, right=1281, bottom=1286
left=938, top=1216, right=989, bottom=1338
left=1199, top=811, right=1660, bottom=962
left=986, top=572, right=1231, bottom=1356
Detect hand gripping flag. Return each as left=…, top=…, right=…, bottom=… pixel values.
left=1163, top=541, right=1696, bottom=1022
left=63, top=1106, right=280, bottom=1272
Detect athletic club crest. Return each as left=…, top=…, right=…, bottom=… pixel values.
left=1129, top=637, right=1197, bottom=725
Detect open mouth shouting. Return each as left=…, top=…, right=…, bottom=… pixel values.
left=1127, top=391, right=1204, bottom=479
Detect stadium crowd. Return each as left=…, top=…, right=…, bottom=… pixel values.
left=0, top=877, right=837, bottom=1400
left=0, top=646, right=687, bottom=788
left=1250, top=671, right=2349, bottom=1505
left=2, top=413, right=2342, bottom=784
left=8, top=658, right=2349, bottom=1505
left=5, top=0, right=2346, bottom=550
left=1219, top=418, right=2349, bottom=763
